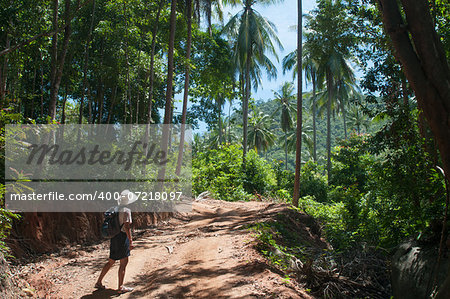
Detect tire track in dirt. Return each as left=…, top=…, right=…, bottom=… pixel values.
left=25, top=200, right=312, bottom=298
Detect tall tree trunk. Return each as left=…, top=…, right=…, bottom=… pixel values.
left=79, top=0, right=96, bottom=124
left=61, top=83, right=68, bottom=124
left=40, top=50, right=44, bottom=119
left=342, top=101, right=347, bottom=139
left=106, top=86, right=117, bottom=125
left=134, top=35, right=144, bottom=124
left=285, top=132, right=288, bottom=170
left=377, top=0, right=450, bottom=180
left=217, top=98, right=223, bottom=144
left=243, top=51, right=251, bottom=164
left=292, top=0, right=302, bottom=206
left=49, top=0, right=59, bottom=119
left=207, top=0, right=212, bottom=36
left=30, top=61, right=37, bottom=119
left=97, top=80, right=104, bottom=124
left=326, top=70, right=332, bottom=181
left=88, top=85, right=93, bottom=123
left=176, top=0, right=192, bottom=176
left=312, top=74, right=317, bottom=162
left=157, top=0, right=177, bottom=190
left=144, top=0, right=164, bottom=151
left=377, top=1, right=450, bottom=296
left=147, top=0, right=164, bottom=125
left=228, top=99, right=232, bottom=143
left=0, top=33, right=9, bottom=108
left=123, top=92, right=127, bottom=123
left=49, top=0, right=73, bottom=120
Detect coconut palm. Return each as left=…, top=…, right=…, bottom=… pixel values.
left=223, top=0, right=282, bottom=163
left=223, top=115, right=240, bottom=144
left=194, top=0, right=240, bottom=35
left=205, top=117, right=233, bottom=149
left=320, top=52, right=355, bottom=178
left=303, top=0, right=356, bottom=180
left=176, top=0, right=194, bottom=176
left=334, top=75, right=358, bottom=139
left=247, top=111, right=276, bottom=154
left=292, top=0, right=303, bottom=207
left=272, top=82, right=297, bottom=169
left=347, top=104, right=371, bottom=134
left=283, top=44, right=320, bottom=161
left=283, top=124, right=314, bottom=162
left=157, top=0, right=178, bottom=189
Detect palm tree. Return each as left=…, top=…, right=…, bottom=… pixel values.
left=157, top=0, right=178, bottom=190
left=206, top=117, right=240, bottom=148
left=283, top=124, right=313, bottom=162
left=206, top=117, right=228, bottom=148
left=303, top=0, right=356, bottom=180
left=347, top=104, right=371, bottom=134
left=146, top=0, right=165, bottom=125
left=283, top=44, right=320, bottom=161
left=223, top=0, right=282, bottom=163
left=176, top=0, right=194, bottom=176
left=318, top=51, right=355, bottom=178
left=247, top=111, right=276, bottom=154
left=194, top=0, right=238, bottom=35
left=334, top=75, right=358, bottom=139
left=292, top=0, right=303, bottom=206
left=272, top=82, right=297, bottom=169
left=144, top=0, right=165, bottom=156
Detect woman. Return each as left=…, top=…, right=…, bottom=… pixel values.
left=95, top=189, right=137, bottom=293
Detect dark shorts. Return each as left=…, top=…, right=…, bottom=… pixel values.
left=109, top=231, right=130, bottom=260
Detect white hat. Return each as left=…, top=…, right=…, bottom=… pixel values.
left=119, top=189, right=138, bottom=206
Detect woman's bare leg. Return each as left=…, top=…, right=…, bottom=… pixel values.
left=118, top=256, right=129, bottom=290
left=96, top=259, right=115, bottom=286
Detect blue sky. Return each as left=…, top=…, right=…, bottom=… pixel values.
left=171, top=0, right=318, bottom=133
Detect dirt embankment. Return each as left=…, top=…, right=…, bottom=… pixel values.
left=7, top=199, right=325, bottom=298
left=8, top=212, right=172, bottom=257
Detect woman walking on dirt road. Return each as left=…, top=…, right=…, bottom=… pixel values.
left=95, top=190, right=137, bottom=294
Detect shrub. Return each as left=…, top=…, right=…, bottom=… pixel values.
left=242, top=150, right=276, bottom=195
left=0, top=110, right=22, bottom=257
left=296, top=196, right=350, bottom=249
left=193, top=144, right=276, bottom=201
left=330, top=133, right=373, bottom=192
left=272, top=160, right=328, bottom=202
left=299, top=161, right=328, bottom=202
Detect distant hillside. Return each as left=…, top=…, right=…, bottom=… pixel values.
left=248, top=97, right=379, bottom=171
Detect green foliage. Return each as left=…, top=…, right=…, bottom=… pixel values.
left=247, top=111, right=276, bottom=154
left=250, top=222, right=294, bottom=272
left=330, top=133, right=373, bottom=192
left=193, top=144, right=246, bottom=201
left=294, top=110, right=446, bottom=251
left=271, top=160, right=328, bottom=202
left=297, top=196, right=350, bottom=249
left=299, top=161, right=328, bottom=202
left=242, top=150, right=276, bottom=195
left=273, top=161, right=295, bottom=195
left=364, top=111, right=446, bottom=247
left=188, top=28, right=237, bottom=129
left=193, top=144, right=276, bottom=201
left=0, top=206, right=21, bottom=258
left=0, top=110, right=22, bottom=257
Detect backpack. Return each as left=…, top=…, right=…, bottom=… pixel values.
left=101, top=206, right=123, bottom=238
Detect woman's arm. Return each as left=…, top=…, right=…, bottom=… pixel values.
left=123, top=222, right=133, bottom=249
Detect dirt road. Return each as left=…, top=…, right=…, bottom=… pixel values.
left=22, top=199, right=312, bottom=298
